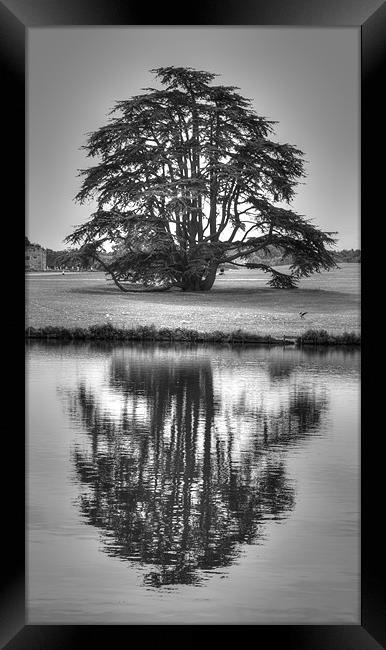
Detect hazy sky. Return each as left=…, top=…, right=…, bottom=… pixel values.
left=27, top=27, right=360, bottom=251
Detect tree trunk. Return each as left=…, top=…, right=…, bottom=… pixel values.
left=181, top=275, right=201, bottom=292
left=199, top=264, right=218, bottom=291
left=181, top=263, right=218, bottom=292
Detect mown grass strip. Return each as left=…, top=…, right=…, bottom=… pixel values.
left=25, top=324, right=360, bottom=346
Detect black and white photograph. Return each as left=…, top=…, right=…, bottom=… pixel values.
left=24, top=26, right=363, bottom=626
left=3, top=0, right=386, bottom=642
left=2, top=0, right=383, bottom=643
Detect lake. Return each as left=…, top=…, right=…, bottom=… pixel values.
left=26, top=341, right=360, bottom=624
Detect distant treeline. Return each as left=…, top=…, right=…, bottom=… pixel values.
left=44, top=249, right=114, bottom=270
left=245, top=245, right=360, bottom=266
left=332, top=249, right=361, bottom=263
left=27, top=238, right=361, bottom=270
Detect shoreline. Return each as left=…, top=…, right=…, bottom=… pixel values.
left=25, top=324, right=361, bottom=347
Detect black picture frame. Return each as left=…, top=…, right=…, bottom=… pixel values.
left=2, top=1, right=384, bottom=647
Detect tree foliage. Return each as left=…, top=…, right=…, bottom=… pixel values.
left=66, top=66, right=337, bottom=291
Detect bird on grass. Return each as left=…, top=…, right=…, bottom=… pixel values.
left=299, top=311, right=308, bottom=319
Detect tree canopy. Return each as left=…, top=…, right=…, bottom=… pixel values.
left=66, top=66, right=337, bottom=291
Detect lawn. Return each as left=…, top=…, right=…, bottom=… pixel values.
left=25, top=264, right=360, bottom=337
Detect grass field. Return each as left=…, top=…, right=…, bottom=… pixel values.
left=26, top=264, right=360, bottom=337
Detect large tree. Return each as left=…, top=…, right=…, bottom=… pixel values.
left=66, top=66, right=337, bottom=292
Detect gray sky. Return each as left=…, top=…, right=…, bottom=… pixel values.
left=27, top=27, right=360, bottom=251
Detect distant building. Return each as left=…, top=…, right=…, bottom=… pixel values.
left=25, top=243, right=47, bottom=271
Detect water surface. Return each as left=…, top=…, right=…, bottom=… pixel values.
left=27, top=342, right=360, bottom=624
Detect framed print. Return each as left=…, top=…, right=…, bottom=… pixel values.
left=1, top=0, right=384, bottom=647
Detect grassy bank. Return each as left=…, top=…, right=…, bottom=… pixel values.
left=26, top=266, right=360, bottom=337
left=25, top=324, right=360, bottom=346
left=296, top=329, right=360, bottom=346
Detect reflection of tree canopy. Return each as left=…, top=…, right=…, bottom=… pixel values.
left=268, top=359, right=294, bottom=381
left=63, top=348, right=328, bottom=587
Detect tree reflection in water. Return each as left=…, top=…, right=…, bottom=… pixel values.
left=62, top=346, right=328, bottom=587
